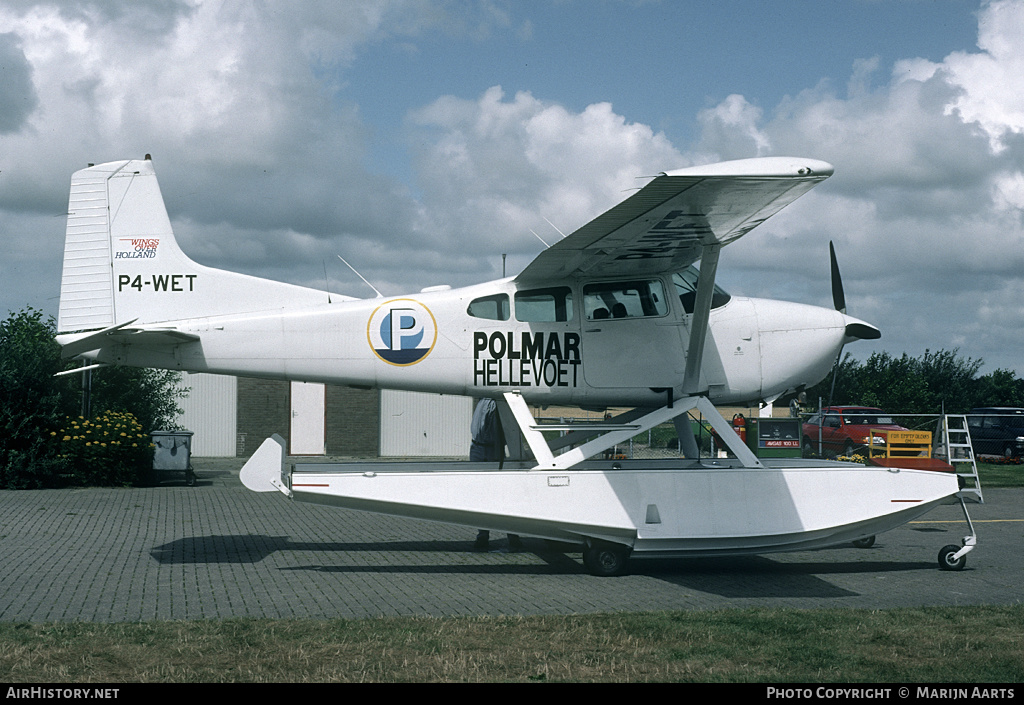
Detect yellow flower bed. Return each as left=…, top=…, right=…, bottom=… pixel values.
left=56, top=411, right=153, bottom=486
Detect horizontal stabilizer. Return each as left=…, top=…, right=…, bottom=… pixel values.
left=53, top=363, right=110, bottom=377
left=58, top=319, right=199, bottom=358
left=58, top=319, right=138, bottom=358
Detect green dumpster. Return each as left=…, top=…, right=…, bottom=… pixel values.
left=745, top=417, right=802, bottom=458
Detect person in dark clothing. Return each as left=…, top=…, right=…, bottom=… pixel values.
left=470, top=398, right=521, bottom=552
left=470, top=397, right=501, bottom=462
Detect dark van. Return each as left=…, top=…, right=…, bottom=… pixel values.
left=968, top=407, right=1024, bottom=459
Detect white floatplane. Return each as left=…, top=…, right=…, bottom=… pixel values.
left=55, top=156, right=976, bottom=575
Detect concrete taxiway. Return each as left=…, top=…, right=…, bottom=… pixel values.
left=0, top=459, right=1020, bottom=622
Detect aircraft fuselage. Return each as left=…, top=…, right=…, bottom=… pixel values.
left=81, top=273, right=857, bottom=408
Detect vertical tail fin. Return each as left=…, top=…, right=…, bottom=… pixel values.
left=59, top=159, right=152, bottom=332
left=57, top=157, right=343, bottom=334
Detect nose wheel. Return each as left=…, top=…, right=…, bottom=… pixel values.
left=938, top=544, right=967, bottom=571
left=937, top=496, right=977, bottom=571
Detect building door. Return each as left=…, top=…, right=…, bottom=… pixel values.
left=290, top=381, right=325, bottom=455
left=379, top=390, right=473, bottom=457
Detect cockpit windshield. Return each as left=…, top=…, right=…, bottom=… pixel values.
left=673, top=266, right=731, bottom=314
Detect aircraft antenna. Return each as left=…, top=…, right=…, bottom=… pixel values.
left=322, top=259, right=332, bottom=304
left=543, top=216, right=567, bottom=239
left=529, top=229, right=550, bottom=248
left=337, top=255, right=383, bottom=298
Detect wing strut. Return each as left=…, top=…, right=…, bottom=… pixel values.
left=682, top=244, right=721, bottom=395
left=498, top=242, right=765, bottom=470
left=674, top=244, right=763, bottom=466
left=499, top=391, right=763, bottom=470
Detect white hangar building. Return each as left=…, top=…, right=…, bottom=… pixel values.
left=175, top=373, right=473, bottom=458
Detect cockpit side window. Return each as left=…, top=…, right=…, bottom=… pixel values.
left=673, top=266, right=731, bottom=314
left=514, top=287, right=574, bottom=322
left=582, top=280, right=668, bottom=320
left=467, top=294, right=510, bottom=321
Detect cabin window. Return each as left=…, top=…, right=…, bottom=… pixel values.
left=514, top=287, right=574, bottom=322
left=582, top=280, right=667, bottom=320
left=673, top=266, right=732, bottom=314
left=467, top=294, right=510, bottom=321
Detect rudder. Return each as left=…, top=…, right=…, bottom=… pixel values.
left=57, top=157, right=337, bottom=334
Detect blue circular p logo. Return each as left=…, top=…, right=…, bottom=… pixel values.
left=367, top=299, right=437, bottom=366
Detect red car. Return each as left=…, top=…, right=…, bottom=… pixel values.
left=802, top=406, right=908, bottom=457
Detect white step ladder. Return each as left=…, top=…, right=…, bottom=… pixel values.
left=942, top=415, right=983, bottom=503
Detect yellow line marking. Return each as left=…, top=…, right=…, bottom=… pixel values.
left=910, top=519, right=1024, bottom=523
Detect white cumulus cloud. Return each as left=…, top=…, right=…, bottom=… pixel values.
left=2, top=0, right=1024, bottom=378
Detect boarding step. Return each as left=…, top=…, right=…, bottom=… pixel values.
left=942, top=415, right=983, bottom=503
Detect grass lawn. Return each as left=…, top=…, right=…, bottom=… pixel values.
left=976, top=461, right=1024, bottom=487
left=1, top=607, right=1022, bottom=683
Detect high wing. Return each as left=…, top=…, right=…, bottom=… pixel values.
left=516, top=156, right=833, bottom=282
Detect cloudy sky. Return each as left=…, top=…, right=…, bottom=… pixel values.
left=2, top=0, right=1023, bottom=376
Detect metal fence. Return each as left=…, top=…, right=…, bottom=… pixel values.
left=537, top=409, right=1024, bottom=462
left=799, top=410, right=1024, bottom=461
left=536, top=416, right=720, bottom=460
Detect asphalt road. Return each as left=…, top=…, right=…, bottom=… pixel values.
left=1, top=459, right=1021, bottom=623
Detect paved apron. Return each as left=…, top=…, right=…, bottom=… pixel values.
left=1, top=460, right=1020, bottom=622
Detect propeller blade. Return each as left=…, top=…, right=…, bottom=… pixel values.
left=830, top=241, right=846, bottom=314
left=828, top=344, right=844, bottom=409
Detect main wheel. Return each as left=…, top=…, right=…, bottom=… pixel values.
left=582, top=541, right=631, bottom=577
left=938, top=544, right=967, bottom=571
left=852, top=535, right=876, bottom=549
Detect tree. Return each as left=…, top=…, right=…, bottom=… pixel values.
left=972, top=368, right=1024, bottom=409
left=804, top=348, right=1020, bottom=415
left=0, top=309, right=79, bottom=487
left=812, top=352, right=862, bottom=408
left=0, top=308, right=188, bottom=488
left=917, top=349, right=982, bottom=413
left=88, top=366, right=188, bottom=433
left=857, top=352, right=933, bottom=413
